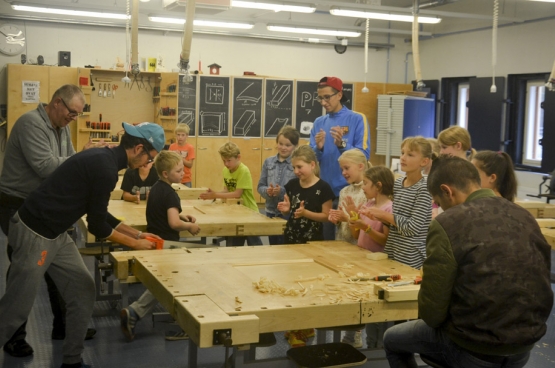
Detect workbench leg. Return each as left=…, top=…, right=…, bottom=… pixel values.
left=188, top=339, right=198, bottom=368
left=120, top=282, right=129, bottom=308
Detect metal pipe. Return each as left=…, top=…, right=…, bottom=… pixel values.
left=412, top=0, right=425, bottom=90
left=180, top=0, right=196, bottom=79
left=131, top=0, right=139, bottom=75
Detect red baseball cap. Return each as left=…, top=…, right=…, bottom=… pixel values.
left=318, top=76, right=343, bottom=92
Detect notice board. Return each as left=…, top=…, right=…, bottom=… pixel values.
left=178, top=74, right=197, bottom=136
left=264, top=79, right=293, bottom=137
left=198, top=75, right=230, bottom=137
left=232, top=77, right=263, bottom=138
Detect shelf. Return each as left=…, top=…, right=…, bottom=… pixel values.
left=160, top=92, right=177, bottom=97
left=159, top=116, right=177, bottom=120
left=78, top=112, right=91, bottom=117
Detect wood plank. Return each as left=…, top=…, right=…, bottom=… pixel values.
left=536, top=218, right=555, bottom=228
left=541, top=228, right=555, bottom=250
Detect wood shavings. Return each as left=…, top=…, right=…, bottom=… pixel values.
left=294, top=274, right=331, bottom=282
left=235, top=307, right=242, bottom=311
left=253, top=277, right=305, bottom=296
left=235, top=297, right=242, bottom=304
left=336, top=263, right=354, bottom=269
left=337, top=271, right=347, bottom=278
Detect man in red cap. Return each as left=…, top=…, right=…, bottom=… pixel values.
left=310, top=76, right=370, bottom=240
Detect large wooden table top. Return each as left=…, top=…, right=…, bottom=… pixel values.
left=111, top=241, right=420, bottom=348
left=78, top=199, right=285, bottom=243
left=537, top=218, right=555, bottom=250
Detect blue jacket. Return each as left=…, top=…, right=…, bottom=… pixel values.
left=257, top=154, right=295, bottom=215
left=309, top=106, right=370, bottom=196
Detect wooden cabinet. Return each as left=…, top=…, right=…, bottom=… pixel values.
left=195, top=137, right=227, bottom=191
left=155, top=72, right=178, bottom=146
left=231, top=137, right=262, bottom=202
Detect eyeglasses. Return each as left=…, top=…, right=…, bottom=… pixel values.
left=315, top=91, right=339, bottom=103
left=143, top=148, right=154, bottom=163
left=59, top=98, right=83, bottom=117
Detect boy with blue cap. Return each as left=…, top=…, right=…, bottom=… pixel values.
left=0, top=122, right=165, bottom=368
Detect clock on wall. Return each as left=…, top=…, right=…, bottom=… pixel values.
left=0, top=24, right=26, bottom=56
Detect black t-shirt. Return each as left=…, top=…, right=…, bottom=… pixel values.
left=283, top=178, right=335, bottom=244
left=121, top=166, right=159, bottom=200
left=146, top=180, right=181, bottom=241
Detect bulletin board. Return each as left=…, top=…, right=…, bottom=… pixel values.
left=178, top=74, right=197, bottom=136
left=231, top=77, right=263, bottom=138
left=264, top=79, right=293, bottom=137
left=198, top=75, right=230, bottom=137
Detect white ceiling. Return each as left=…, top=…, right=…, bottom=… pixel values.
left=0, top=0, right=554, bottom=45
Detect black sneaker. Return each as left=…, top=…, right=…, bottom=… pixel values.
left=52, top=328, right=97, bottom=341
left=3, top=339, right=34, bottom=357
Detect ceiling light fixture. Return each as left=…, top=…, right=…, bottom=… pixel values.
left=267, top=25, right=361, bottom=38
left=12, top=4, right=129, bottom=20
left=330, top=7, right=441, bottom=24
left=148, top=16, right=254, bottom=29
left=232, top=1, right=316, bottom=13
left=528, top=0, right=555, bottom=3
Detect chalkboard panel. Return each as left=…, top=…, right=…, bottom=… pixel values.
left=343, top=83, right=353, bottom=110
left=295, top=80, right=323, bottom=137
left=264, top=79, right=293, bottom=138
left=178, top=74, right=197, bottom=136
left=232, top=77, right=263, bottom=138
left=198, top=76, right=230, bottom=137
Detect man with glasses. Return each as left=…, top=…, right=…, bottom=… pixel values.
left=309, top=76, right=370, bottom=240
left=0, top=84, right=103, bottom=357
left=0, top=122, right=165, bottom=368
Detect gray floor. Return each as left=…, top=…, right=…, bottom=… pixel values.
left=0, top=233, right=555, bottom=368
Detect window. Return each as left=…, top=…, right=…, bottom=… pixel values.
left=456, top=83, right=469, bottom=128
left=522, top=81, right=545, bottom=167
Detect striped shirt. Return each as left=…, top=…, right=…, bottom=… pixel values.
left=384, top=176, right=432, bottom=269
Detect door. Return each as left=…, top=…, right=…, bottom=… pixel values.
left=467, top=77, right=505, bottom=151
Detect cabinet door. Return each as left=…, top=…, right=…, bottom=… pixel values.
left=195, top=137, right=228, bottom=190
left=231, top=138, right=262, bottom=202
left=261, top=138, right=278, bottom=204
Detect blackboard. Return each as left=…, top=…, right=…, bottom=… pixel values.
left=232, top=78, right=262, bottom=138
left=198, top=75, right=230, bottom=137
left=295, top=80, right=323, bottom=137
left=343, top=83, right=353, bottom=110
left=264, top=79, right=293, bottom=137
left=178, top=74, right=197, bottom=136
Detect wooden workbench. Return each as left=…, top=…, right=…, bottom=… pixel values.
left=537, top=218, right=555, bottom=250
left=516, top=200, right=555, bottom=218
left=110, top=178, right=207, bottom=200
left=111, top=241, right=420, bottom=349
left=78, top=199, right=285, bottom=243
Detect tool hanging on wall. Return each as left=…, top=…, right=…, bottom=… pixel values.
left=112, top=84, right=118, bottom=98
left=107, top=84, right=112, bottom=98
left=98, top=83, right=103, bottom=97
left=103, top=83, right=107, bottom=98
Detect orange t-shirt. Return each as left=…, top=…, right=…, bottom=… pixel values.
left=169, top=142, right=195, bottom=183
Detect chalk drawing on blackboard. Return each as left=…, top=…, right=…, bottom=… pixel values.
left=269, top=84, right=291, bottom=108
left=300, top=121, right=313, bottom=135
left=180, top=87, right=196, bottom=100
left=236, top=83, right=261, bottom=103
left=266, top=117, right=289, bottom=136
left=206, top=85, right=224, bottom=105
left=300, top=91, right=317, bottom=110
left=201, top=111, right=226, bottom=135
left=179, top=109, right=195, bottom=127
left=234, top=110, right=256, bottom=136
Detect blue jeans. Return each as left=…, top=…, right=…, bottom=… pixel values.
left=266, top=212, right=285, bottom=245
left=322, top=198, right=338, bottom=241
left=383, top=320, right=530, bottom=368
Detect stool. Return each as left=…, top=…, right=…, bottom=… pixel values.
left=420, top=354, right=448, bottom=368
left=287, top=342, right=366, bottom=368
left=316, top=324, right=365, bottom=344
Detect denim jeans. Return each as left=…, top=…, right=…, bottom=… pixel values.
left=322, top=198, right=339, bottom=241
left=383, top=320, right=530, bottom=368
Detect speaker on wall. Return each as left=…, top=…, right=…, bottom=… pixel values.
left=58, top=51, right=71, bottom=67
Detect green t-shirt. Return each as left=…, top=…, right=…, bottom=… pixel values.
left=223, top=162, right=258, bottom=212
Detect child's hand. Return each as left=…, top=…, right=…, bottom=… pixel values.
left=277, top=194, right=290, bottom=213
left=360, top=207, right=381, bottom=221
left=348, top=218, right=367, bottom=230
left=271, top=184, right=281, bottom=196
left=187, top=223, right=201, bottom=236
left=294, top=200, right=306, bottom=219
left=342, top=196, right=360, bottom=216
left=328, top=208, right=348, bottom=224
left=183, top=215, right=196, bottom=223
left=267, top=184, right=275, bottom=197
left=200, top=188, right=216, bottom=200
left=135, top=190, right=140, bottom=204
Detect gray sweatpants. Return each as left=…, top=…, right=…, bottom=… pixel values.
left=0, top=212, right=95, bottom=365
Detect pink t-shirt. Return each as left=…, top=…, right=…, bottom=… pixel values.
left=169, top=142, right=195, bottom=183
left=357, top=199, right=393, bottom=252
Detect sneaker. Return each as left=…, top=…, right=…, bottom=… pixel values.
left=3, top=339, right=34, bottom=357
left=52, top=328, right=97, bottom=341
left=165, top=331, right=189, bottom=341
left=60, top=360, right=91, bottom=368
left=120, top=307, right=139, bottom=341
left=286, top=329, right=315, bottom=348
left=341, top=330, right=363, bottom=349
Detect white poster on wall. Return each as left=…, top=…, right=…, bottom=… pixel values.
left=22, top=81, right=40, bottom=103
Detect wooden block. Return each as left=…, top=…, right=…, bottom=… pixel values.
left=374, top=283, right=420, bottom=302
left=174, top=294, right=260, bottom=348
left=536, top=218, right=555, bottom=228
left=366, top=252, right=388, bottom=261
left=110, top=251, right=134, bottom=280
left=540, top=205, right=555, bottom=218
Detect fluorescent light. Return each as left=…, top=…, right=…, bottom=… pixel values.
left=148, top=16, right=254, bottom=29
left=12, top=4, right=129, bottom=20
left=267, top=25, right=361, bottom=38
left=330, top=7, right=441, bottom=24
left=232, top=1, right=316, bottom=13
left=528, top=0, right=555, bottom=2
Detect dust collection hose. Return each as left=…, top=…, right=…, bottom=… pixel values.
left=180, top=0, right=196, bottom=83
left=412, top=0, right=425, bottom=90
left=547, top=58, right=555, bottom=92
left=131, top=0, right=140, bottom=75
left=490, top=0, right=499, bottom=93
left=362, top=18, right=369, bottom=93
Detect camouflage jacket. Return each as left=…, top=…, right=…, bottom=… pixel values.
left=419, top=189, right=553, bottom=356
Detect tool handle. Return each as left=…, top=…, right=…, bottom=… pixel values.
left=374, top=274, right=401, bottom=281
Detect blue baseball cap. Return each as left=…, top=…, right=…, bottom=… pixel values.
left=122, top=122, right=165, bottom=152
